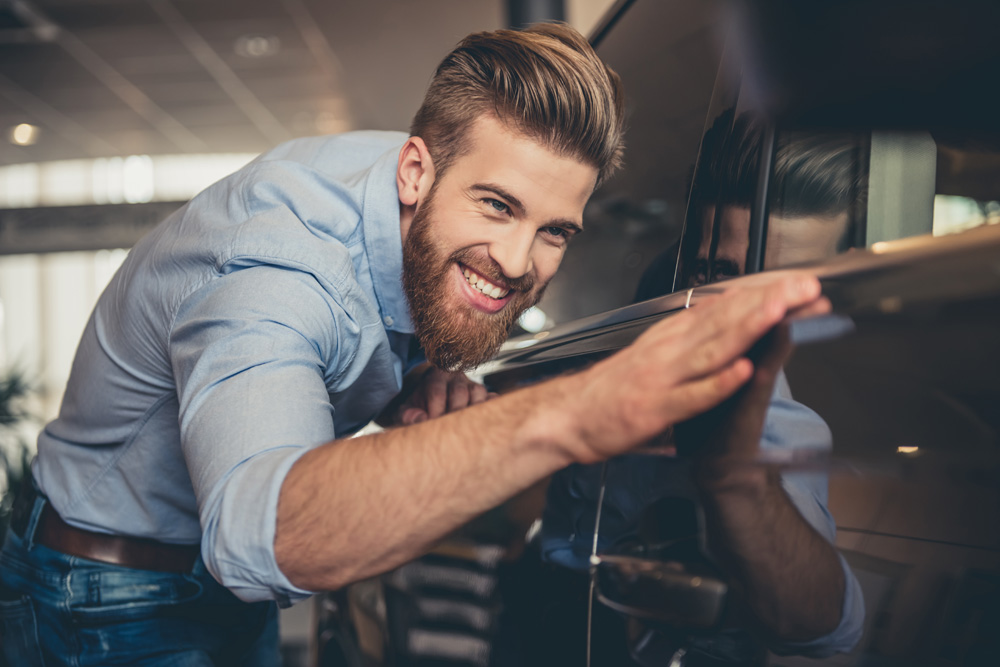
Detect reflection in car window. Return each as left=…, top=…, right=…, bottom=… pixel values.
left=528, top=0, right=728, bottom=328
left=933, top=136, right=1000, bottom=236
left=678, top=110, right=869, bottom=288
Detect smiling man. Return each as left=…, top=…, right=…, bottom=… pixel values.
left=399, top=114, right=594, bottom=372
left=2, top=24, right=831, bottom=666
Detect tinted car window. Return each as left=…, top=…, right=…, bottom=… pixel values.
left=677, top=109, right=870, bottom=288
left=679, top=121, right=1000, bottom=282
left=530, top=0, right=728, bottom=326
left=933, top=134, right=1000, bottom=235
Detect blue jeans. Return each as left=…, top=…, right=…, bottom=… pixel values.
left=0, top=492, right=281, bottom=666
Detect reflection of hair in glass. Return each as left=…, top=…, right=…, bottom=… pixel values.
left=638, top=111, right=870, bottom=298
left=673, top=109, right=869, bottom=289
left=691, top=110, right=868, bottom=220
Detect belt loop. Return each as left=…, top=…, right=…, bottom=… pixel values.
left=23, top=486, right=47, bottom=552
left=10, top=474, right=46, bottom=550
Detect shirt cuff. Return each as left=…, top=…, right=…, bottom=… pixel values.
left=769, top=551, right=866, bottom=657
left=199, top=445, right=317, bottom=607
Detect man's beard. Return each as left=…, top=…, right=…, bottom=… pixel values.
left=402, top=191, right=545, bottom=372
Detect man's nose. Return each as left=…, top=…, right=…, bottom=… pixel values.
left=489, top=226, right=535, bottom=280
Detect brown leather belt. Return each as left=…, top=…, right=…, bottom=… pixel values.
left=27, top=497, right=199, bottom=574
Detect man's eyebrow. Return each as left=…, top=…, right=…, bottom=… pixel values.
left=471, top=182, right=584, bottom=234
left=472, top=183, right=525, bottom=214
left=711, top=257, right=742, bottom=279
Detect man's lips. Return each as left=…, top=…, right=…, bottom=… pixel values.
left=454, top=263, right=514, bottom=313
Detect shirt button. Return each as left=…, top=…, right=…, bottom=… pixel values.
left=383, top=316, right=394, bottom=326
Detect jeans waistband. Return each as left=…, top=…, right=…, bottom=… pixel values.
left=9, top=476, right=199, bottom=573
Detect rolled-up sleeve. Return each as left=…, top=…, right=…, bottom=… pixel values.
left=765, top=374, right=865, bottom=656
left=169, top=264, right=358, bottom=605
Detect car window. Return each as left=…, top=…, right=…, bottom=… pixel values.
left=527, top=0, right=729, bottom=328
left=676, top=121, right=1000, bottom=289
left=932, top=133, right=1000, bottom=236
left=677, top=109, right=870, bottom=287
left=775, top=129, right=1000, bottom=251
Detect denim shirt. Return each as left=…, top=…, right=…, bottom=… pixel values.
left=34, top=131, right=414, bottom=606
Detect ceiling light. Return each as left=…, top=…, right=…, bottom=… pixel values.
left=234, top=34, right=281, bottom=58
left=9, top=123, right=39, bottom=146
left=897, top=445, right=920, bottom=456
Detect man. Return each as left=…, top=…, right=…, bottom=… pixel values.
left=2, top=24, right=833, bottom=665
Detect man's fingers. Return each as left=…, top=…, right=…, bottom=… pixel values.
left=670, top=356, right=755, bottom=423
left=699, top=274, right=820, bottom=335
left=664, top=275, right=820, bottom=380
left=425, top=371, right=449, bottom=418
left=754, top=323, right=793, bottom=383
left=447, top=378, right=471, bottom=412
left=469, top=383, right=489, bottom=405
left=787, top=295, right=832, bottom=321
left=400, top=407, right=428, bottom=425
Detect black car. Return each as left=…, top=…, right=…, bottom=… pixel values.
left=317, top=1, right=1000, bottom=665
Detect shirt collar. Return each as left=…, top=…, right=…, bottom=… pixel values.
left=362, top=143, right=414, bottom=334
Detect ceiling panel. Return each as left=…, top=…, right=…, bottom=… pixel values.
left=2, top=0, right=505, bottom=166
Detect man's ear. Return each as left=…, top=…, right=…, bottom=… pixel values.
left=397, top=136, right=435, bottom=208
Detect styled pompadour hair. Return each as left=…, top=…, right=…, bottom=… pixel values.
left=410, top=22, right=626, bottom=187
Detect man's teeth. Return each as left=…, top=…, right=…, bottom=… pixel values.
left=463, top=268, right=509, bottom=299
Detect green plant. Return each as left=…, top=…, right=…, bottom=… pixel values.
left=0, top=367, right=36, bottom=536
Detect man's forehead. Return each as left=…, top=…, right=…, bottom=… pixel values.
left=447, top=116, right=597, bottom=211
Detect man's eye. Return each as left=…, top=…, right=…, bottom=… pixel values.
left=485, top=199, right=509, bottom=214
left=543, top=226, right=567, bottom=238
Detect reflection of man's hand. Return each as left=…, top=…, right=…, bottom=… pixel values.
left=380, top=363, right=495, bottom=427
left=675, top=297, right=830, bottom=485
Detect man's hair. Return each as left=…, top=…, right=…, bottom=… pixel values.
left=693, top=109, right=868, bottom=219
left=410, top=22, right=626, bottom=187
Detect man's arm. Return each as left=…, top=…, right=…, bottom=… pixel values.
left=698, top=467, right=846, bottom=642
left=679, top=319, right=846, bottom=643
left=274, top=274, right=823, bottom=591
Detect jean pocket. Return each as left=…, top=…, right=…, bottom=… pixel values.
left=0, top=593, right=46, bottom=667
left=71, top=571, right=204, bottom=625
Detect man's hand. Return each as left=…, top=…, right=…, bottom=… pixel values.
left=675, top=294, right=830, bottom=471
left=277, top=272, right=831, bottom=593
left=565, top=272, right=824, bottom=464
left=379, top=363, right=493, bottom=427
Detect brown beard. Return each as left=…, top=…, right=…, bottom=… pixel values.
left=402, top=189, right=545, bottom=372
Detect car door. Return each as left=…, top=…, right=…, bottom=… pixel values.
left=485, top=1, right=1000, bottom=665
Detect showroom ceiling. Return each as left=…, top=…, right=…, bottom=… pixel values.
left=0, top=0, right=505, bottom=166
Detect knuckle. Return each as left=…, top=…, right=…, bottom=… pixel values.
left=690, top=343, right=717, bottom=370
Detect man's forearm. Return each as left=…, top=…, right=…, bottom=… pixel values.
left=274, top=376, right=576, bottom=591
left=274, top=274, right=825, bottom=592
left=698, top=467, right=845, bottom=642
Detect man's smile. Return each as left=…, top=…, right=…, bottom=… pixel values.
left=455, top=262, right=514, bottom=313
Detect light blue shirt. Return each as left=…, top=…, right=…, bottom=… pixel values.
left=540, top=373, right=865, bottom=657
left=35, top=131, right=414, bottom=606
